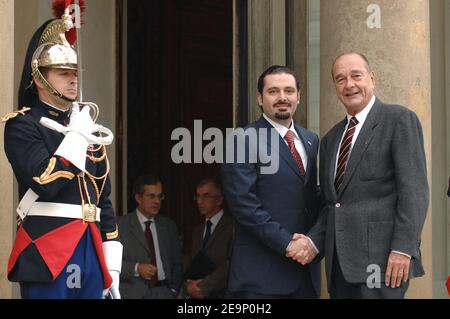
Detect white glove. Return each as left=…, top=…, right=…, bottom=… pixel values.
left=70, top=102, right=81, bottom=121
left=41, top=103, right=114, bottom=147
left=103, top=270, right=120, bottom=299
left=54, top=130, right=89, bottom=172
left=69, top=104, right=96, bottom=137
left=53, top=103, right=92, bottom=172
left=102, top=241, right=123, bottom=299
left=70, top=105, right=114, bottom=145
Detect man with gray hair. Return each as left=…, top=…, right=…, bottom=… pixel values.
left=184, top=178, right=233, bottom=299
left=289, top=52, right=429, bottom=299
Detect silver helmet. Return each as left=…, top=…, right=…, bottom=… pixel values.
left=31, top=11, right=77, bottom=102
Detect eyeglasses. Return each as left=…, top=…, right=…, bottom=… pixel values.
left=193, top=194, right=219, bottom=201
left=143, top=193, right=166, bottom=201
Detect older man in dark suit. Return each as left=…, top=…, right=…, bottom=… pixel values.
left=221, top=65, right=321, bottom=299
left=290, top=53, right=429, bottom=299
left=184, top=178, right=233, bottom=299
left=118, top=175, right=183, bottom=299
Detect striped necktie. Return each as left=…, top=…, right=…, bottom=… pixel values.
left=334, top=116, right=359, bottom=192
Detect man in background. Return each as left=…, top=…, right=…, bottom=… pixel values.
left=118, top=175, right=183, bottom=298
left=184, top=178, right=233, bottom=299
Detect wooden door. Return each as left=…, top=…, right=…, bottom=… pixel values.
left=126, top=0, right=232, bottom=255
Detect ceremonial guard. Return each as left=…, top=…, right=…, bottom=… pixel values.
left=2, top=1, right=122, bottom=299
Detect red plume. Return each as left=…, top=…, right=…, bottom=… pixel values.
left=52, top=0, right=86, bottom=19
left=51, top=0, right=86, bottom=45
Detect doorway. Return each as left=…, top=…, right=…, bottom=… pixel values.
left=123, top=0, right=233, bottom=255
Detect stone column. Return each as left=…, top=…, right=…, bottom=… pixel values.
left=430, top=0, right=450, bottom=299
left=82, top=0, right=117, bottom=206
left=0, top=0, right=15, bottom=299
left=14, top=0, right=39, bottom=101
left=286, top=0, right=308, bottom=127
left=320, top=0, right=432, bottom=298
left=247, top=0, right=286, bottom=122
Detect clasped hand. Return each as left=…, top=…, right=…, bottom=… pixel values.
left=137, top=263, right=158, bottom=280
left=185, top=279, right=205, bottom=299
left=285, top=233, right=317, bottom=265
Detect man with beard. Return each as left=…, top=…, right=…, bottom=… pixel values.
left=221, top=65, right=321, bottom=298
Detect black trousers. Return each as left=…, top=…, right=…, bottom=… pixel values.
left=233, top=268, right=318, bottom=299
left=330, top=248, right=409, bottom=299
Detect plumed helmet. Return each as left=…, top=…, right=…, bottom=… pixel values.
left=30, top=11, right=77, bottom=103
left=18, top=9, right=77, bottom=107
left=32, top=43, right=77, bottom=71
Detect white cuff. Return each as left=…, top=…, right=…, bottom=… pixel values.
left=286, top=240, right=294, bottom=252
left=102, top=241, right=123, bottom=273
left=134, top=263, right=140, bottom=277
left=307, top=237, right=319, bottom=254
left=54, top=131, right=88, bottom=172
left=391, top=250, right=411, bottom=259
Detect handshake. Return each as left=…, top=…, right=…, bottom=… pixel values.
left=285, top=233, right=318, bottom=265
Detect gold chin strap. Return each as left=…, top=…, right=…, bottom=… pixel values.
left=31, top=62, right=76, bottom=104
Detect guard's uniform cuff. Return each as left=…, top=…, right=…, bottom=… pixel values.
left=102, top=241, right=123, bottom=273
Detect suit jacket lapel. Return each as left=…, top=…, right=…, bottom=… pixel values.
left=154, top=216, right=168, bottom=271
left=130, top=211, right=150, bottom=253
left=338, top=99, right=381, bottom=196
left=257, top=116, right=304, bottom=180
left=203, top=214, right=227, bottom=250
left=191, top=224, right=202, bottom=255
left=295, top=125, right=313, bottom=184
left=327, top=119, right=347, bottom=199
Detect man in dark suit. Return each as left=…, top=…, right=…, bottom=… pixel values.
left=118, top=175, right=183, bottom=298
left=290, top=53, right=429, bottom=299
left=221, top=65, right=321, bottom=299
left=184, top=178, right=233, bottom=299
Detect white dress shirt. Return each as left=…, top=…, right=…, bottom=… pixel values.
left=134, top=209, right=167, bottom=280
left=333, top=95, right=375, bottom=178
left=263, top=113, right=308, bottom=171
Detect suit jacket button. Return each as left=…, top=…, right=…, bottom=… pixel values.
left=335, top=203, right=341, bottom=208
